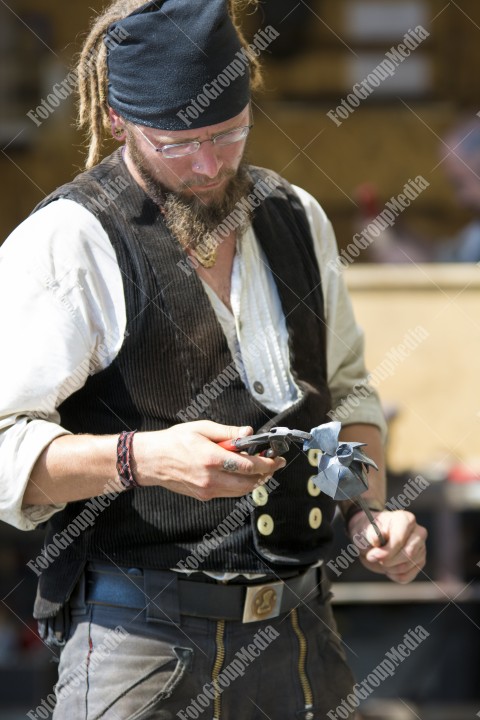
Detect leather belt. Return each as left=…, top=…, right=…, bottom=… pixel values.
left=84, top=564, right=327, bottom=624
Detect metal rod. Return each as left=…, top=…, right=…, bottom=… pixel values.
left=356, top=496, right=387, bottom=546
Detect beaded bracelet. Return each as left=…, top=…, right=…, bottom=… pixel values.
left=116, top=430, right=138, bottom=489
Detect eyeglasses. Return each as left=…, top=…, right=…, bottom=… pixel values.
left=134, top=123, right=253, bottom=159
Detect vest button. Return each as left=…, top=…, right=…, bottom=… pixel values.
left=309, top=507, right=322, bottom=530
left=253, top=381, right=264, bottom=394
left=252, top=486, right=269, bottom=506
left=257, top=514, right=274, bottom=536
left=307, top=476, right=321, bottom=497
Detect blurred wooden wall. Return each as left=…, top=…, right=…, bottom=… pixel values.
left=346, top=263, right=480, bottom=473
left=0, top=1, right=114, bottom=238
left=1, top=0, right=480, bottom=247
left=244, top=0, right=480, bottom=252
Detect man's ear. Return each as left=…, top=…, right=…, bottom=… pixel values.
left=108, top=107, right=126, bottom=140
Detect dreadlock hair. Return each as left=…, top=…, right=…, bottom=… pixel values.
left=77, top=0, right=262, bottom=169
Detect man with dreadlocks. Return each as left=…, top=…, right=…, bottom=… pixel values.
left=0, top=1, right=427, bottom=718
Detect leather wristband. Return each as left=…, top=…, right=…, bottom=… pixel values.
left=343, top=500, right=384, bottom=527
left=116, top=430, right=138, bottom=489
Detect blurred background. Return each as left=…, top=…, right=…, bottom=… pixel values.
left=1, top=1, right=480, bottom=718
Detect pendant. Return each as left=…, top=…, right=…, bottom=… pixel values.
left=191, top=236, right=218, bottom=268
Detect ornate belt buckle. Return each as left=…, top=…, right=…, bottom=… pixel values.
left=242, top=581, right=284, bottom=623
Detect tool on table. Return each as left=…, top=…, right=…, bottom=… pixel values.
left=219, top=421, right=386, bottom=545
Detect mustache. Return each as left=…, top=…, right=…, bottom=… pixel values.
left=180, top=169, right=236, bottom=189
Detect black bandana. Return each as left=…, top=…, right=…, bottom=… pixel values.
left=105, top=0, right=251, bottom=130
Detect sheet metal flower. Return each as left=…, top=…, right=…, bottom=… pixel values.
left=303, top=421, right=378, bottom=501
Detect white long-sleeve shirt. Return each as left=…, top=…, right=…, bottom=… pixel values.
left=0, top=184, right=386, bottom=531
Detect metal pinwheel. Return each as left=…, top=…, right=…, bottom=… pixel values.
left=303, top=421, right=386, bottom=545
left=219, top=420, right=386, bottom=545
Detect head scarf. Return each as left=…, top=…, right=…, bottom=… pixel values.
left=105, top=0, right=250, bottom=130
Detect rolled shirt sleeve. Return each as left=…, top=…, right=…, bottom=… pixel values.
left=0, top=200, right=126, bottom=530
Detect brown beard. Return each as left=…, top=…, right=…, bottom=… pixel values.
left=126, top=129, right=253, bottom=259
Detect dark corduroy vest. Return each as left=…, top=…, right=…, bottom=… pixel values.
left=33, top=150, right=335, bottom=618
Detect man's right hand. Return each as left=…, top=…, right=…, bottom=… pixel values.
left=133, top=421, right=286, bottom=501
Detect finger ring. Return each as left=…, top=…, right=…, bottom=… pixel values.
left=223, top=458, right=239, bottom=472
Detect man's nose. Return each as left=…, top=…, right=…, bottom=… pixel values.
left=192, top=142, right=223, bottom=178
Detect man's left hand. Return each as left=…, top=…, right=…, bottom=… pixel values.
left=347, top=510, right=427, bottom=584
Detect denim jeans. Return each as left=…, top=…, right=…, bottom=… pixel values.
left=51, top=568, right=355, bottom=720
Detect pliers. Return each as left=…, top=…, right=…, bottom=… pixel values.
left=218, top=426, right=312, bottom=458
